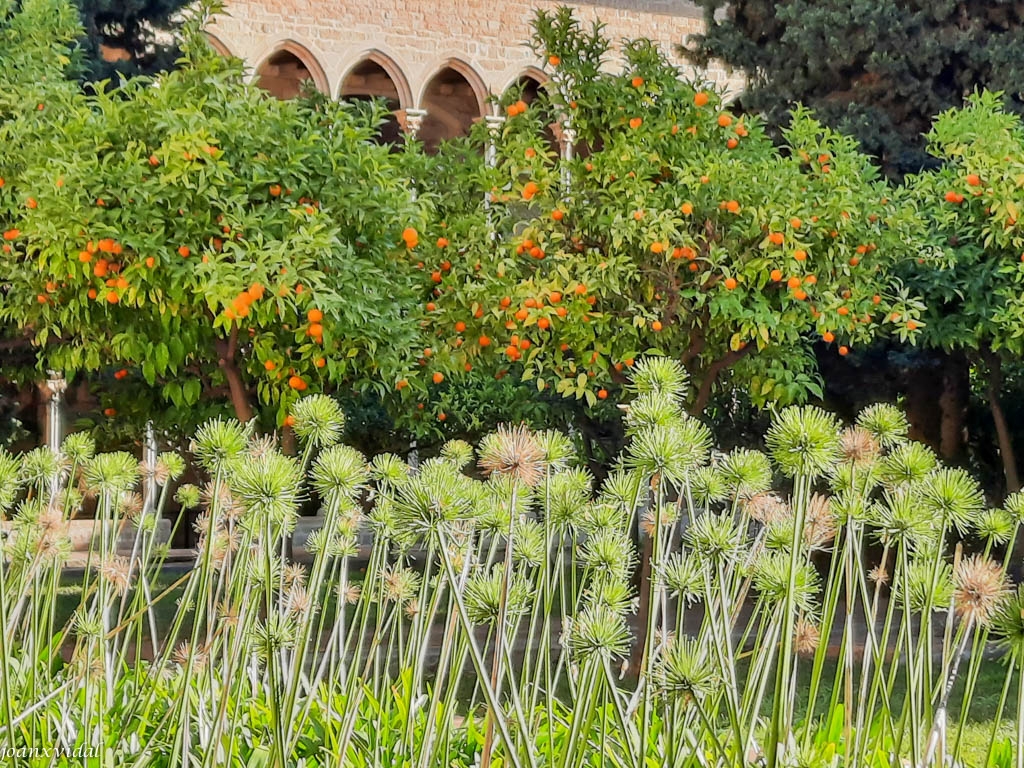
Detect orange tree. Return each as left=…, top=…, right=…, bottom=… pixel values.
left=0, top=0, right=421, bottom=432
left=904, top=91, right=1024, bottom=493
left=403, top=9, right=926, bottom=423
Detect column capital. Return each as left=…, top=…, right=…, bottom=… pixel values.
left=402, top=107, right=428, bottom=138
left=45, top=370, right=66, bottom=401
left=485, top=114, right=506, bottom=131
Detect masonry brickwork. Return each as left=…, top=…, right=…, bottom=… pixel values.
left=209, top=0, right=739, bottom=114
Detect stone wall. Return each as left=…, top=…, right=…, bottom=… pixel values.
left=208, top=0, right=740, bottom=107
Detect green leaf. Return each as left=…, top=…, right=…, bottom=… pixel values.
left=183, top=378, right=201, bottom=406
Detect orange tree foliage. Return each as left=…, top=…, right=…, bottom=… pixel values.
left=0, top=0, right=421, bottom=430
left=2, top=2, right=934, bottom=438
left=402, top=10, right=925, bottom=422
left=903, top=91, right=1024, bottom=490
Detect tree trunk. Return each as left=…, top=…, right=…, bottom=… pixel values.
left=215, top=327, right=253, bottom=423
left=981, top=350, right=1020, bottom=494
left=689, top=344, right=755, bottom=415
left=938, top=351, right=969, bottom=462
left=281, top=425, right=296, bottom=455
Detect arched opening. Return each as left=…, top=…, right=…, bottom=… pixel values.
left=340, top=57, right=408, bottom=146
left=507, top=72, right=559, bottom=155
left=205, top=34, right=232, bottom=58
left=516, top=73, right=544, bottom=107
left=419, top=63, right=486, bottom=153
left=255, top=46, right=326, bottom=100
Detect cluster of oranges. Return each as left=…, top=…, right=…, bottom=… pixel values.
left=506, top=99, right=529, bottom=117
left=504, top=334, right=531, bottom=361
left=942, top=173, right=988, bottom=205
left=224, top=282, right=265, bottom=321
left=515, top=237, right=546, bottom=260
left=305, top=308, right=324, bottom=343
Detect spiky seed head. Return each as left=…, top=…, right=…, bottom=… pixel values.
left=1005, top=492, right=1024, bottom=523
left=744, top=493, right=790, bottom=525
left=582, top=528, right=637, bottom=583
left=463, top=566, right=532, bottom=625
left=686, top=512, right=744, bottom=563
left=868, top=564, right=889, bottom=585
left=404, top=598, right=421, bottom=619
left=172, top=641, right=209, bottom=671
left=625, top=421, right=711, bottom=484
left=794, top=618, right=822, bottom=656
left=191, top=418, right=248, bottom=474
left=286, top=585, right=315, bottom=616
left=658, top=552, right=703, bottom=605
left=252, top=613, right=298, bottom=659
left=989, top=585, right=1024, bottom=664
left=382, top=565, right=421, bottom=603
left=597, top=469, right=643, bottom=516
left=830, top=461, right=881, bottom=498
left=975, top=508, right=1015, bottom=546
left=97, top=556, right=132, bottom=596
left=117, top=492, right=144, bottom=520
left=719, top=449, right=773, bottom=500
left=546, top=467, right=594, bottom=531
left=479, top=424, right=545, bottom=487
left=752, top=553, right=820, bottom=612
left=919, top=468, right=984, bottom=534
left=880, top=442, right=937, bottom=488
left=579, top=502, right=625, bottom=535
left=628, top=356, right=689, bottom=401
left=896, top=558, right=953, bottom=613
left=174, top=483, right=201, bottom=510
left=83, top=452, right=139, bottom=497
left=232, top=451, right=304, bottom=531
left=535, top=429, right=575, bottom=472
left=565, top=604, right=632, bottom=661
left=625, top=391, right=685, bottom=432
left=283, top=563, right=307, bottom=586
left=0, top=448, right=25, bottom=514
left=344, top=584, right=362, bottom=604
left=370, top=453, right=411, bottom=488
left=691, top=466, right=728, bottom=507
left=856, top=403, right=909, bottom=449
left=766, top=406, right=842, bottom=480
left=61, top=432, right=96, bottom=464
left=584, top=578, right=637, bottom=615
left=290, top=394, right=346, bottom=449
left=22, top=447, right=62, bottom=492
left=440, top=439, right=475, bottom=470
left=155, top=452, right=186, bottom=483
left=655, top=636, right=717, bottom=700
left=311, top=445, right=369, bottom=501
left=839, top=427, right=880, bottom=467
left=871, top=488, right=936, bottom=549
left=641, top=505, right=677, bottom=536
left=487, top=473, right=533, bottom=520
left=246, top=434, right=278, bottom=460
left=954, top=555, right=1008, bottom=627
left=511, top=519, right=547, bottom=567
left=804, top=493, right=838, bottom=550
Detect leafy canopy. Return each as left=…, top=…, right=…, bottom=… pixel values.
left=0, top=0, right=421, bottom=428
left=404, top=8, right=924, bottom=416
left=683, top=0, right=1024, bottom=177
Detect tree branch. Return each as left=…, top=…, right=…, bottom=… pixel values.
left=689, top=343, right=755, bottom=415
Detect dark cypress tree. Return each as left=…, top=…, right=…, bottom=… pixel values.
left=75, top=0, right=188, bottom=80
left=683, top=1, right=1024, bottom=177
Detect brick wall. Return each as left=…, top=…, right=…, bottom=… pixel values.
left=208, top=0, right=742, bottom=109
